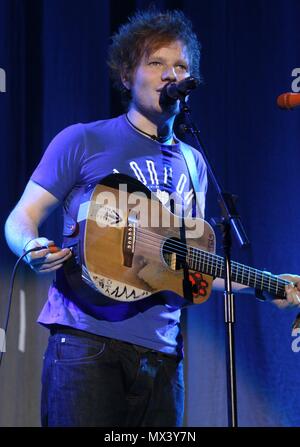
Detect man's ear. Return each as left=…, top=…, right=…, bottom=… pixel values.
left=121, top=70, right=131, bottom=90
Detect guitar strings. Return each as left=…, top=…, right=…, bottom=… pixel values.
left=136, top=226, right=284, bottom=281
left=135, top=234, right=287, bottom=297
left=136, top=227, right=289, bottom=291
left=134, top=227, right=289, bottom=296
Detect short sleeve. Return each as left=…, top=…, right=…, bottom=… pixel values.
left=30, top=123, right=85, bottom=201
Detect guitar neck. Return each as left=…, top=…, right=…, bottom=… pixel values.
left=188, top=247, right=288, bottom=299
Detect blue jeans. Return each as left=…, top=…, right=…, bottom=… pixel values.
left=41, top=327, right=184, bottom=427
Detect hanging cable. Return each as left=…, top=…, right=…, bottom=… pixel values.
left=0, top=246, right=54, bottom=368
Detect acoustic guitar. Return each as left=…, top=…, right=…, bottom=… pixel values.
left=63, top=173, right=290, bottom=305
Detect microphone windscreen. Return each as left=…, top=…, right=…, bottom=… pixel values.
left=277, top=92, right=300, bottom=109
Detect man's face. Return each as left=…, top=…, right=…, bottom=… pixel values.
left=125, top=40, right=191, bottom=117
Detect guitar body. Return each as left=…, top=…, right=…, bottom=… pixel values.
left=69, top=174, right=216, bottom=305
left=61, top=173, right=289, bottom=312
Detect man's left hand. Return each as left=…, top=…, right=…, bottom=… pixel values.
left=272, top=274, right=300, bottom=308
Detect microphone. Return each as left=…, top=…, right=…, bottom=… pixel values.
left=160, top=76, right=199, bottom=105
left=277, top=92, right=300, bottom=110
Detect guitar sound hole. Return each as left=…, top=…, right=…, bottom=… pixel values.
left=162, top=237, right=187, bottom=271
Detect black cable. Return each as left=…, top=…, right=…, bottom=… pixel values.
left=0, top=246, right=48, bottom=368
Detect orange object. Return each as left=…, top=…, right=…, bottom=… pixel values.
left=48, top=245, right=60, bottom=253
left=277, top=92, right=300, bottom=110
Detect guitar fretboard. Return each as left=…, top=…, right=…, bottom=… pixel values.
left=187, top=247, right=289, bottom=299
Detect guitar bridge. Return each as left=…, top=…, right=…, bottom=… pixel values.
left=123, top=211, right=137, bottom=267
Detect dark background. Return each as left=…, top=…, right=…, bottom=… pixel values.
left=0, top=0, right=300, bottom=426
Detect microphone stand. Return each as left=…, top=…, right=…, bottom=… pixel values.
left=179, top=97, right=250, bottom=428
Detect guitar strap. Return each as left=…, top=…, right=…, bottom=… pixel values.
left=180, top=143, right=204, bottom=219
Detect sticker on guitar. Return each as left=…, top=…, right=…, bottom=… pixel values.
left=189, top=272, right=209, bottom=297
left=95, top=206, right=123, bottom=227
left=78, top=201, right=124, bottom=227
left=90, top=272, right=150, bottom=301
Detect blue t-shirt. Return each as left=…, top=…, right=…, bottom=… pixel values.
left=31, top=114, right=207, bottom=356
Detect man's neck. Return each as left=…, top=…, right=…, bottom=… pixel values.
left=127, top=108, right=175, bottom=141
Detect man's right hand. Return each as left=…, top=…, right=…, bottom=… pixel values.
left=24, top=237, right=72, bottom=274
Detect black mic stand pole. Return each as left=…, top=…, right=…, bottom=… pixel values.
left=179, top=97, right=250, bottom=428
